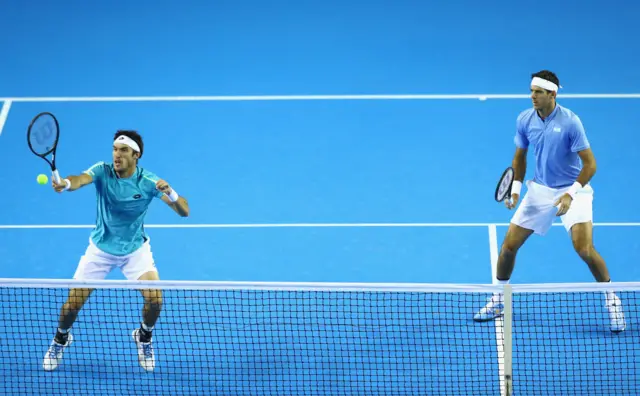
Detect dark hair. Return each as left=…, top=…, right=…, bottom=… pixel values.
left=531, top=70, right=560, bottom=91
left=114, top=130, right=144, bottom=159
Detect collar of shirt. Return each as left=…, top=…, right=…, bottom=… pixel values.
left=537, top=103, right=560, bottom=122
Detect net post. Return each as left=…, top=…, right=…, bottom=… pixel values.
left=503, top=283, right=513, bottom=396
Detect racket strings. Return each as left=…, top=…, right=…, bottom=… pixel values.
left=495, top=167, right=514, bottom=202
left=28, top=117, right=57, bottom=155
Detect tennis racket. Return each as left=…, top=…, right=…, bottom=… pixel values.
left=495, top=166, right=514, bottom=203
left=27, top=112, right=62, bottom=184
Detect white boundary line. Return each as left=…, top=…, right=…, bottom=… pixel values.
left=1, top=93, right=640, bottom=103
left=488, top=224, right=506, bottom=396
left=0, top=222, right=638, bottom=229
left=489, top=225, right=500, bottom=282
left=0, top=100, right=12, bottom=136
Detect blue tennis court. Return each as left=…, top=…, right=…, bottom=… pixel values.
left=1, top=1, right=639, bottom=395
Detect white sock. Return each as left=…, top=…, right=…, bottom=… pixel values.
left=491, top=279, right=509, bottom=303
left=600, top=279, right=617, bottom=305
left=605, top=290, right=617, bottom=304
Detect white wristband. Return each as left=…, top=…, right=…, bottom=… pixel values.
left=511, top=180, right=522, bottom=196
left=567, top=181, right=582, bottom=199
left=167, top=189, right=179, bottom=203
left=63, top=179, right=71, bottom=191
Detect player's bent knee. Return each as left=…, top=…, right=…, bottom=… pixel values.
left=500, top=241, right=517, bottom=255
left=150, top=292, right=163, bottom=306
left=144, top=290, right=163, bottom=310
left=573, top=241, right=593, bottom=260
left=501, top=225, right=533, bottom=255
left=501, top=237, right=523, bottom=256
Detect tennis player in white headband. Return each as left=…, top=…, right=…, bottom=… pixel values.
left=44, top=130, right=190, bottom=373
left=474, top=70, right=626, bottom=333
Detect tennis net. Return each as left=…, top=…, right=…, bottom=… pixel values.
left=0, top=278, right=637, bottom=395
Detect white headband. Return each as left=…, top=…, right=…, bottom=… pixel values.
left=114, top=135, right=140, bottom=153
left=531, top=77, right=562, bottom=92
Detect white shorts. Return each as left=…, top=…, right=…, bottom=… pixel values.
left=511, top=180, right=594, bottom=236
left=73, top=238, right=158, bottom=281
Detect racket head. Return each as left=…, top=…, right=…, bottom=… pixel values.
left=495, top=166, right=515, bottom=202
left=27, top=112, right=60, bottom=159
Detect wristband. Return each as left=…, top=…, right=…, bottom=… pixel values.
left=63, top=179, right=71, bottom=191
left=168, top=189, right=179, bottom=203
left=567, top=182, right=582, bottom=200
left=511, top=180, right=522, bottom=196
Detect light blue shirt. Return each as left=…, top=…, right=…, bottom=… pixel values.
left=514, top=104, right=590, bottom=188
left=83, top=162, right=163, bottom=256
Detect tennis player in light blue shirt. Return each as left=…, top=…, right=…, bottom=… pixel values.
left=84, top=160, right=165, bottom=256
left=43, top=130, right=190, bottom=372
left=474, top=70, right=625, bottom=333
left=514, top=102, right=590, bottom=189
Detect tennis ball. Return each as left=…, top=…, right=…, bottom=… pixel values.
left=37, top=174, right=48, bottom=185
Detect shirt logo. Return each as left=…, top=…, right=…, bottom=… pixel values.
left=553, top=127, right=562, bottom=133
left=133, top=194, right=142, bottom=199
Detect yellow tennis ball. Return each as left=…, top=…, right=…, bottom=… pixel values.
left=37, top=174, right=48, bottom=185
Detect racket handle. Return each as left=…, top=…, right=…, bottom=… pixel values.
left=52, top=169, right=62, bottom=184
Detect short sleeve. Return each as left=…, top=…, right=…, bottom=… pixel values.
left=569, top=116, right=590, bottom=153
left=141, top=170, right=164, bottom=198
left=514, top=113, right=529, bottom=149
left=83, top=161, right=106, bottom=182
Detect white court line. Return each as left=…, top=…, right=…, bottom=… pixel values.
left=0, top=93, right=640, bottom=102
left=488, top=224, right=506, bottom=396
left=489, top=225, right=500, bottom=281
left=0, top=222, right=638, bottom=229
left=0, top=100, right=12, bottom=136
left=487, top=224, right=498, bottom=285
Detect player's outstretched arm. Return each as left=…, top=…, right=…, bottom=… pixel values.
left=52, top=173, right=93, bottom=193
left=156, top=179, right=190, bottom=217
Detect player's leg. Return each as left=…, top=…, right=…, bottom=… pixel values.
left=562, top=185, right=625, bottom=332
left=473, top=224, right=534, bottom=322
left=570, top=222, right=610, bottom=282
left=43, top=288, right=94, bottom=371
left=137, top=270, right=163, bottom=344
left=570, top=222, right=625, bottom=332
left=122, top=240, right=161, bottom=372
left=43, top=243, right=114, bottom=371
left=474, top=181, right=556, bottom=322
left=54, top=287, right=94, bottom=342
left=496, top=224, right=535, bottom=282
left=500, top=181, right=559, bottom=278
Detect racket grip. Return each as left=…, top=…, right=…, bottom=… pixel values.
left=52, top=169, right=62, bottom=184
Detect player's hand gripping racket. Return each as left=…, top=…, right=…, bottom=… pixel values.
left=27, top=112, right=62, bottom=184
left=495, top=166, right=515, bottom=205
